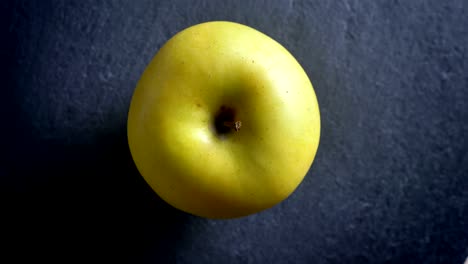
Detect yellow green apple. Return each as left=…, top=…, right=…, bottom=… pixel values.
left=127, top=21, right=320, bottom=218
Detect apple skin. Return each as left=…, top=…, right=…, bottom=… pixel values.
left=127, top=21, right=320, bottom=219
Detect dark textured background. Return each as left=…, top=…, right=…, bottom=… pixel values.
left=2, top=0, right=468, bottom=263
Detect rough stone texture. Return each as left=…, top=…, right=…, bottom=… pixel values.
left=2, top=0, right=468, bottom=263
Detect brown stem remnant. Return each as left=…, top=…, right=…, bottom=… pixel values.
left=223, top=120, right=242, bottom=132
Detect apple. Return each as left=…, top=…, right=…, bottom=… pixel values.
left=127, top=21, right=320, bottom=218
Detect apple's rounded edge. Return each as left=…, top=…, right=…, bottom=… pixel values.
left=126, top=77, right=143, bottom=185
left=309, top=79, right=322, bottom=171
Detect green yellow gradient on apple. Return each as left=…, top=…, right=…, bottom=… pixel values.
left=128, top=21, right=320, bottom=218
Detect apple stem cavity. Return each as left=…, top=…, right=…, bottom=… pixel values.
left=214, top=105, right=242, bottom=134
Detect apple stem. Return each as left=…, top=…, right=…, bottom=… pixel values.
left=223, top=120, right=242, bottom=132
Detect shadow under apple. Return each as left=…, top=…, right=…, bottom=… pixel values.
left=4, top=121, right=193, bottom=261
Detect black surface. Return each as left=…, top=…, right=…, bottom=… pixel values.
left=2, top=0, right=468, bottom=263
